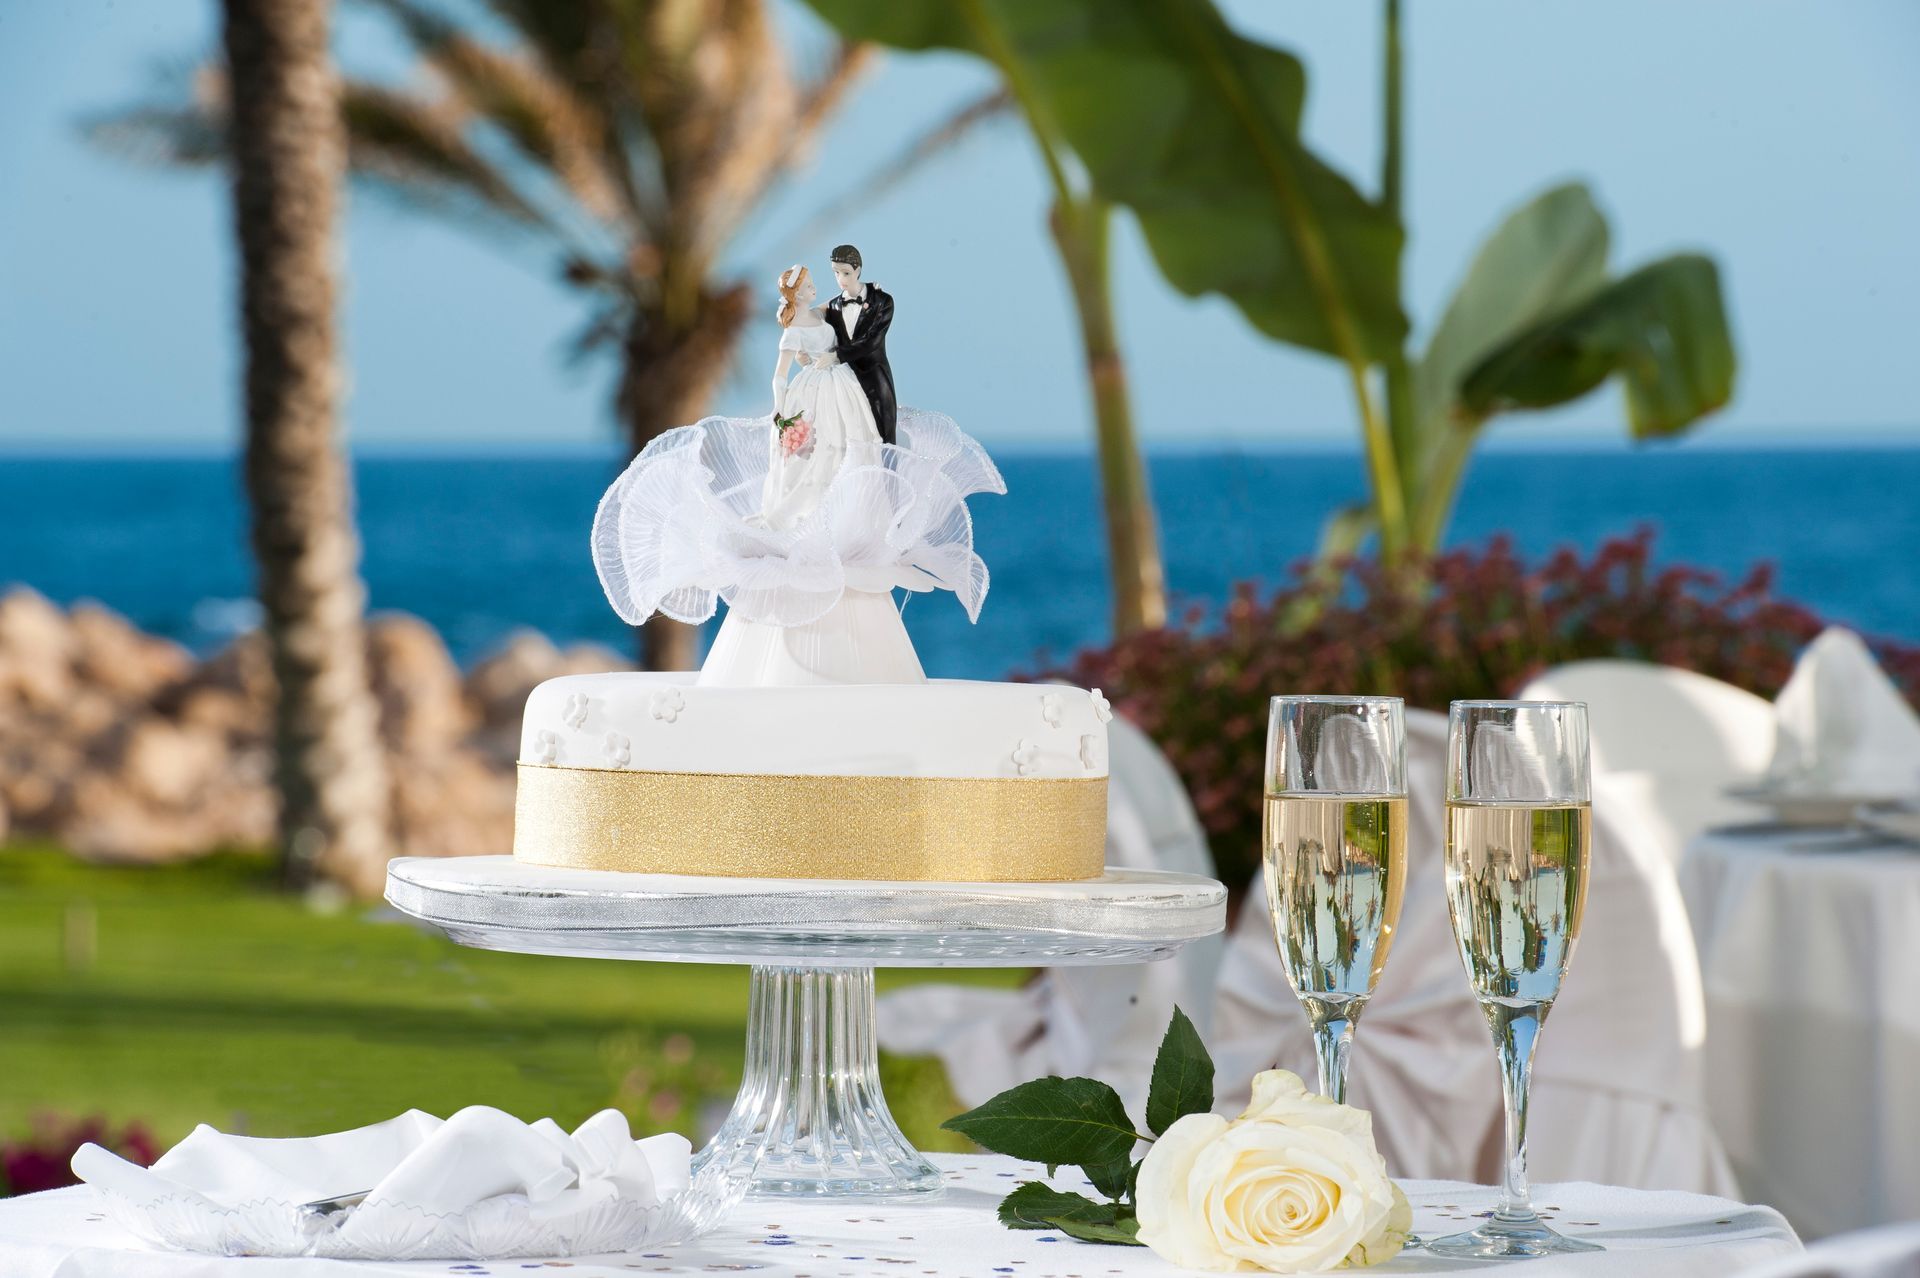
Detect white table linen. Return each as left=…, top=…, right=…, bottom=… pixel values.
left=68, top=1107, right=695, bottom=1260
left=0, top=1155, right=1798, bottom=1277
left=1681, top=826, right=1920, bottom=1239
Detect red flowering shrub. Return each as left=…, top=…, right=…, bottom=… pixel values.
left=1, top=1115, right=160, bottom=1197
left=1038, top=530, right=1920, bottom=890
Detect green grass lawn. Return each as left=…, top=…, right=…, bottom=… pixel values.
left=0, top=844, right=1016, bottom=1154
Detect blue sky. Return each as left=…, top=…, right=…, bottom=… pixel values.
left=1, top=1, right=1916, bottom=453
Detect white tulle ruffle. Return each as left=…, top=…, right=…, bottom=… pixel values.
left=592, top=408, right=1005, bottom=629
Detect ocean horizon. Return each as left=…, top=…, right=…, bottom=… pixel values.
left=5, top=432, right=1917, bottom=459
left=6, top=443, right=1917, bottom=680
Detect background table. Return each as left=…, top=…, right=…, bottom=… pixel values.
left=0, top=1154, right=1799, bottom=1277
left=1681, top=826, right=1920, bottom=1239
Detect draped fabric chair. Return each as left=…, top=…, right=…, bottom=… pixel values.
left=1211, top=709, right=1739, bottom=1194
left=1518, top=661, right=1775, bottom=864
left=879, top=706, right=1735, bottom=1195
left=875, top=712, right=1226, bottom=1118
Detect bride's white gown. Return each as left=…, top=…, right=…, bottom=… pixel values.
left=761, top=321, right=881, bottom=529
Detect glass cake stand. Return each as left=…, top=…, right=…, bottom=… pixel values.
left=385, top=855, right=1226, bottom=1201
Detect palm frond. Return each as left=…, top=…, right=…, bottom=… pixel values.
left=364, top=0, right=626, bottom=224
left=791, top=40, right=874, bottom=154
left=477, top=0, right=596, bottom=88
left=83, top=104, right=229, bottom=168
left=564, top=299, right=631, bottom=368
left=631, top=0, right=796, bottom=264
left=342, top=80, right=559, bottom=233
left=793, top=85, right=1013, bottom=244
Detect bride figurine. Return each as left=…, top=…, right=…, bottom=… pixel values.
left=591, top=254, right=1004, bottom=687
left=759, top=264, right=881, bottom=530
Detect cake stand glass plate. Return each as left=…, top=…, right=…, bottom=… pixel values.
left=385, top=856, right=1226, bottom=1200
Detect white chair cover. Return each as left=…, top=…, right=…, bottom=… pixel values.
left=1209, top=709, right=1739, bottom=1196
left=875, top=712, right=1225, bottom=1117
left=1210, top=710, right=1486, bottom=1177
left=1518, top=661, right=1775, bottom=862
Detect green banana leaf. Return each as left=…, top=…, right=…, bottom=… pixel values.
left=1456, top=253, right=1735, bottom=437
left=802, top=0, right=1406, bottom=360
left=1415, top=183, right=1610, bottom=433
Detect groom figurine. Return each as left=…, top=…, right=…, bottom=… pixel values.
left=826, top=244, right=897, bottom=445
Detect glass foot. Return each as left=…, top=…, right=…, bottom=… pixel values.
left=1425, top=1213, right=1603, bottom=1260
left=695, top=964, right=942, bottom=1200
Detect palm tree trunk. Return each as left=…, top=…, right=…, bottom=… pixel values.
left=1051, top=192, right=1166, bottom=635
left=222, top=0, right=391, bottom=891
left=615, top=285, right=754, bottom=671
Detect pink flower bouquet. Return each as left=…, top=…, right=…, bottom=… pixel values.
left=774, top=410, right=813, bottom=458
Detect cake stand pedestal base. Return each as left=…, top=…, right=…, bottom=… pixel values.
left=697, top=965, right=940, bottom=1198
left=383, top=857, right=1227, bottom=1203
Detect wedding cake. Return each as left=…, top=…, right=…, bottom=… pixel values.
left=511, top=252, right=1109, bottom=882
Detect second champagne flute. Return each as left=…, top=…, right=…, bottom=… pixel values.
left=1428, top=700, right=1600, bottom=1260
left=1263, top=695, right=1408, bottom=1103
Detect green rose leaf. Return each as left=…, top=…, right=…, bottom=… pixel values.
left=1042, top=1214, right=1144, bottom=1247
left=997, top=1182, right=1115, bottom=1230
left=1145, top=1006, right=1214, bottom=1136
left=943, top=1076, right=1141, bottom=1167
left=1082, top=1155, right=1133, bottom=1201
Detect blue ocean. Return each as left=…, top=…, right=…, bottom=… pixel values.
left=5, top=446, right=1916, bottom=678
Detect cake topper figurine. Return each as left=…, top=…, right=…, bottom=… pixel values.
left=590, top=251, right=1004, bottom=688
left=825, top=245, right=896, bottom=446
left=761, top=262, right=881, bottom=530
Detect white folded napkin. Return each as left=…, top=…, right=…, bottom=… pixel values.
left=70, top=1106, right=695, bottom=1258
left=1764, top=627, right=1920, bottom=797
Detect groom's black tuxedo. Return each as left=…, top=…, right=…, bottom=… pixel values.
left=827, top=285, right=896, bottom=446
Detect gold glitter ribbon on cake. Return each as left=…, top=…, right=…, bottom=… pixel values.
left=513, top=764, right=1108, bottom=881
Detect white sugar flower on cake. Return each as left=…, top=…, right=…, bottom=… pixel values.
left=649, top=687, right=686, bottom=723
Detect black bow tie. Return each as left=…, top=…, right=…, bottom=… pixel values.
left=838, top=292, right=866, bottom=305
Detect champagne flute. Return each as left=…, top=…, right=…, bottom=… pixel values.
left=1428, top=700, right=1602, bottom=1260
left=1263, top=695, right=1408, bottom=1103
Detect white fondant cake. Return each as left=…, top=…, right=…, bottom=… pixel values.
left=521, top=674, right=1112, bottom=781
left=511, top=632, right=1112, bottom=881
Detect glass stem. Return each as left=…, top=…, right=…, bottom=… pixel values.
left=1488, top=1000, right=1543, bottom=1221
left=1310, top=1010, right=1356, bottom=1104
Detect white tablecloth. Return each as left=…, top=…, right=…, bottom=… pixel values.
left=1681, top=827, right=1920, bottom=1238
left=0, top=1154, right=1798, bottom=1276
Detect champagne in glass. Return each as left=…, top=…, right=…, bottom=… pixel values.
left=1264, top=696, right=1407, bottom=1103
left=1428, top=701, right=1602, bottom=1261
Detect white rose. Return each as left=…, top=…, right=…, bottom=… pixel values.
left=1135, top=1070, right=1412, bottom=1272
